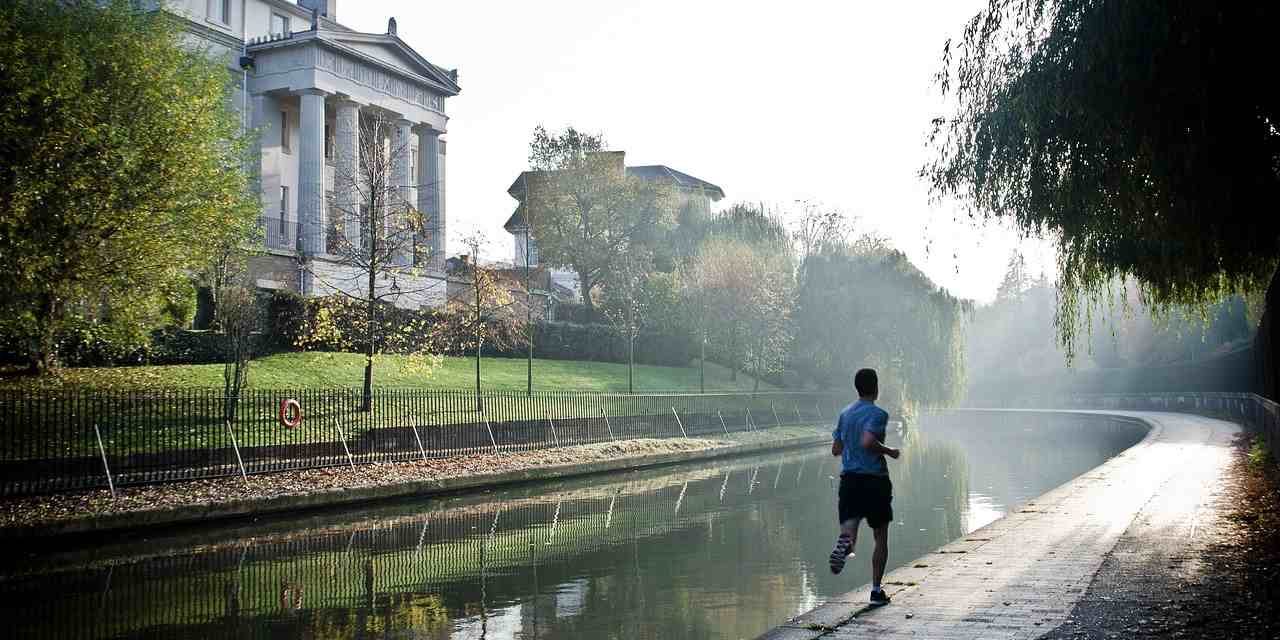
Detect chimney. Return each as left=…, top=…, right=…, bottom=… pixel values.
left=586, top=150, right=626, bottom=175
left=297, top=0, right=337, bottom=21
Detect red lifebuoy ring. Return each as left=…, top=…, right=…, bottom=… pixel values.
left=279, top=398, right=302, bottom=429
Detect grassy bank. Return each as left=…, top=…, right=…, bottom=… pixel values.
left=8, top=351, right=776, bottom=392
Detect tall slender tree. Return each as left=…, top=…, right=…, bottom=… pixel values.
left=312, top=112, right=439, bottom=409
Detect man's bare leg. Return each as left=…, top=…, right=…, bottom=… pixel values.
left=870, top=524, right=890, bottom=604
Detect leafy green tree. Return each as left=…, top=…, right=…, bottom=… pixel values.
left=0, top=0, right=257, bottom=372
left=924, top=1, right=1279, bottom=363
left=522, top=126, right=676, bottom=314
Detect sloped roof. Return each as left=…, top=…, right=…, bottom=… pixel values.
left=505, top=165, right=724, bottom=200
left=502, top=204, right=527, bottom=233
left=626, top=165, right=725, bottom=200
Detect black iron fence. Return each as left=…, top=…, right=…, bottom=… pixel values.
left=1009, top=391, right=1280, bottom=457
left=0, top=388, right=844, bottom=495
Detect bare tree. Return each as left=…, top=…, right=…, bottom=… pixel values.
left=687, top=237, right=794, bottom=388
left=791, top=201, right=851, bottom=285
left=601, top=247, right=653, bottom=394
left=218, top=284, right=259, bottom=422
left=310, top=111, right=441, bottom=410
left=439, top=233, right=526, bottom=410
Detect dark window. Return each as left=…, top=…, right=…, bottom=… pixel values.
left=281, top=111, right=291, bottom=153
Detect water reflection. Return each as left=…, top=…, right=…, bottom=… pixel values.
left=1, top=411, right=1145, bottom=640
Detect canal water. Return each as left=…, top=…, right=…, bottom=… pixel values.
left=2, top=411, right=1145, bottom=640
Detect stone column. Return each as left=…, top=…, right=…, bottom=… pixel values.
left=333, top=98, right=360, bottom=250
left=391, top=118, right=415, bottom=267
left=296, top=89, right=328, bottom=293
left=415, top=126, right=442, bottom=271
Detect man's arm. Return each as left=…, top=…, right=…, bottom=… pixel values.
left=860, top=416, right=900, bottom=459
left=832, top=437, right=843, bottom=457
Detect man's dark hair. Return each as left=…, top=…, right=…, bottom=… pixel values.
left=854, top=368, right=878, bottom=397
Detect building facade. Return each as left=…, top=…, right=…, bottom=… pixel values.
left=165, top=0, right=458, bottom=309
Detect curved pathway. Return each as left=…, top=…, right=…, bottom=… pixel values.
left=759, top=410, right=1240, bottom=640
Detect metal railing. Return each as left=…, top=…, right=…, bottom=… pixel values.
left=0, top=389, right=843, bottom=496
left=258, top=215, right=298, bottom=251
left=1010, top=391, right=1280, bottom=455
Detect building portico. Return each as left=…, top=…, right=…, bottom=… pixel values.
left=240, top=13, right=458, bottom=307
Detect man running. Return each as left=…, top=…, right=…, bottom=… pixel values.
left=828, top=368, right=900, bottom=607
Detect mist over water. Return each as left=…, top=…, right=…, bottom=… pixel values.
left=2, top=412, right=1144, bottom=640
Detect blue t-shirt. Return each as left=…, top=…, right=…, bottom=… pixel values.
left=832, top=400, right=890, bottom=476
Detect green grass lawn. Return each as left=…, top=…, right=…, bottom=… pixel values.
left=16, top=351, right=776, bottom=393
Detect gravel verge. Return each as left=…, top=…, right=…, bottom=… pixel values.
left=1039, top=432, right=1280, bottom=639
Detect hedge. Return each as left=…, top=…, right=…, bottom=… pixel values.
left=2, top=291, right=696, bottom=370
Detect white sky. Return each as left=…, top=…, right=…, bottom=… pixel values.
left=339, top=0, right=1056, bottom=304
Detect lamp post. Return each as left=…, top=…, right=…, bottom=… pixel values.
left=523, top=219, right=532, bottom=396
left=521, top=174, right=534, bottom=397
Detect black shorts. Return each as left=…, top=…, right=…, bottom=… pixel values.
left=838, top=473, right=893, bottom=528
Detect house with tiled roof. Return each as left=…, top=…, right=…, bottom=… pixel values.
left=501, top=152, right=725, bottom=300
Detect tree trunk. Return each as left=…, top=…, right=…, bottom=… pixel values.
left=361, top=270, right=376, bottom=413
left=728, top=327, right=738, bottom=382
left=628, top=336, right=635, bottom=394
left=31, top=294, right=60, bottom=375
left=474, top=279, right=483, bottom=412
left=1260, top=263, right=1280, bottom=401
left=578, top=270, right=594, bottom=317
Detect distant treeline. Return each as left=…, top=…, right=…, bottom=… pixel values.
left=965, top=253, right=1262, bottom=404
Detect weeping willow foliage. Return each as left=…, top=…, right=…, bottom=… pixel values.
left=924, top=1, right=1280, bottom=359
left=791, top=243, right=968, bottom=411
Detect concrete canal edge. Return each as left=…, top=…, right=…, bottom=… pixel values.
left=0, top=429, right=831, bottom=541
left=756, top=409, right=1245, bottom=640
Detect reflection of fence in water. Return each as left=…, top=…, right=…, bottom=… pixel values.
left=2, top=450, right=826, bottom=639
left=0, top=389, right=844, bottom=495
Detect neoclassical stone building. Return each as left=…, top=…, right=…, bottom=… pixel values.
left=164, top=0, right=458, bottom=309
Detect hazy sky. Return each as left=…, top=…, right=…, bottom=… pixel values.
left=339, top=0, right=1056, bottom=304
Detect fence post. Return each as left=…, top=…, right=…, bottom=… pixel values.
left=482, top=410, right=498, bottom=454
left=93, top=424, right=116, bottom=499
left=601, top=407, right=615, bottom=441
left=411, top=425, right=428, bottom=462
left=771, top=402, right=782, bottom=429
left=672, top=406, right=689, bottom=439
left=717, top=410, right=729, bottom=435
left=334, top=423, right=356, bottom=470
left=224, top=421, right=249, bottom=486
left=746, top=407, right=755, bottom=431
left=546, top=413, right=560, bottom=447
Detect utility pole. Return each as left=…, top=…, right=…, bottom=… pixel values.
left=700, top=333, right=706, bottom=394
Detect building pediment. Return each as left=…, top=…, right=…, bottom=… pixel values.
left=321, top=32, right=460, bottom=96
left=248, top=30, right=460, bottom=99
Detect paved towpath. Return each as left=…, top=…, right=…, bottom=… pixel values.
left=758, top=411, right=1239, bottom=640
